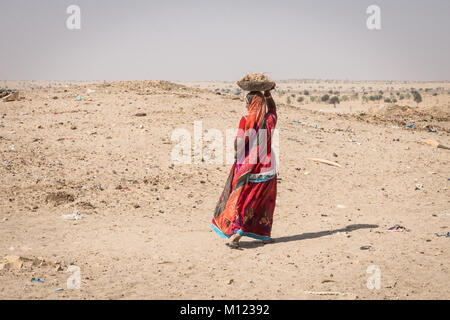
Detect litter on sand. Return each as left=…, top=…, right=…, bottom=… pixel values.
left=424, top=139, right=450, bottom=151
left=302, top=290, right=356, bottom=298
left=62, top=213, right=82, bottom=220
left=306, top=158, right=342, bottom=168
left=360, top=245, right=372, bottom=250
left=387, top=225, right=410, bottom=232
left=348, top=138, right=361, bottom=145
left=62, top=208, right=83, bottom=220
left=435, top=232, right=450, bottom=238
left=31, top=278, right=44, bottom=283
left=293, top=120, right=320, bottom=129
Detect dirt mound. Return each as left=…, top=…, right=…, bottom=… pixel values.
left=45, top=191, right=75, bottom=206
left=352, top=104, right=450, bottom=133
left=97, top=80, right=187, bottom=92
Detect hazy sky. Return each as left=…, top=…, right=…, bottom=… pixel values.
left=1, top=0, right=449, bottom=81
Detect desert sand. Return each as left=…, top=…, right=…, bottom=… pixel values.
left=0, top=79, right=449, bottom=299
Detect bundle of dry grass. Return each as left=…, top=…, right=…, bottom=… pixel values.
left=237, top=73, right=276, bottom=91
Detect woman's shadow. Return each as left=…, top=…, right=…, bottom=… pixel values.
left=238, top=224, right=379, bottom=249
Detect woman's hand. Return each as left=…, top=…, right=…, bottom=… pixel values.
left=264, top=84, right=275, bottom=97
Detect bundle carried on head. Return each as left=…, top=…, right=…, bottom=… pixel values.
left=237, top=73, right=276, bottom=91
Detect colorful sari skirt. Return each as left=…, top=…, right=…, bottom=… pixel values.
left=212, top=167, right=277, bottom=241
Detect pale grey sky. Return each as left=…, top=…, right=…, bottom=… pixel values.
left=0, top=0, right=449, bottom=81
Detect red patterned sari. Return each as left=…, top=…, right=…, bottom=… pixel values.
left=212, top=92, right=277, bottom=240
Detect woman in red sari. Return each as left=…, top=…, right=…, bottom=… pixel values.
left=212, top=88, right=277, bottom=248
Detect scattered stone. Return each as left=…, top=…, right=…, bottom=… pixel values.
left=387, top=225, right=410, bottom=232
left=0, top=255, right=65, bottom=271
left=2, top=91, right=19, bottom=102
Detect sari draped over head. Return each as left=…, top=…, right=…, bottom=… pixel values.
left=212, top=91, right=273, bottom=238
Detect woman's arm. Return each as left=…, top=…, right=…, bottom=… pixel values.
left=264, top=90, right=276, bottom=112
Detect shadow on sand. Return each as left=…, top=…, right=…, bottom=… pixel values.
left=238, top=224, right=379, bottom=249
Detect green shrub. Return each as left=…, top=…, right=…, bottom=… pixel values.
left=329, top=96, right=340, bottom=107
left=413, top=91, right=422, bottom=106
left=286, top=96, right=291, bottom=104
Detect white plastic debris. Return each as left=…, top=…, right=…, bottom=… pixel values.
left=348, top=138, right=361, bottom=145
left=62, top=208, right=83, bottom=220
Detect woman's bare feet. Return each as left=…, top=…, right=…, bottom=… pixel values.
left=227, top=234, right=242, bottom=248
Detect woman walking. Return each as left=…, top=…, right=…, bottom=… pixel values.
left=212, top=88, right=278, bottom=248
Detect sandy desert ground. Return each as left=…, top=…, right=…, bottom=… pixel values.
left=0, top=79, right=449, bottom=299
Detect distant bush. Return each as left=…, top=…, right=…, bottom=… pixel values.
left=329, top=96, right=340, bottom=108
left=297, top=96, right=304, bottom=103
left=286, top=96, right=291, bottom=104
left=321, top=94, right=330, bottom=102
left=369, top=95, right=382, bottom=101
left=413, top=91, right=422, bottom=106
left=303, top=90, right=310, bottom=95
